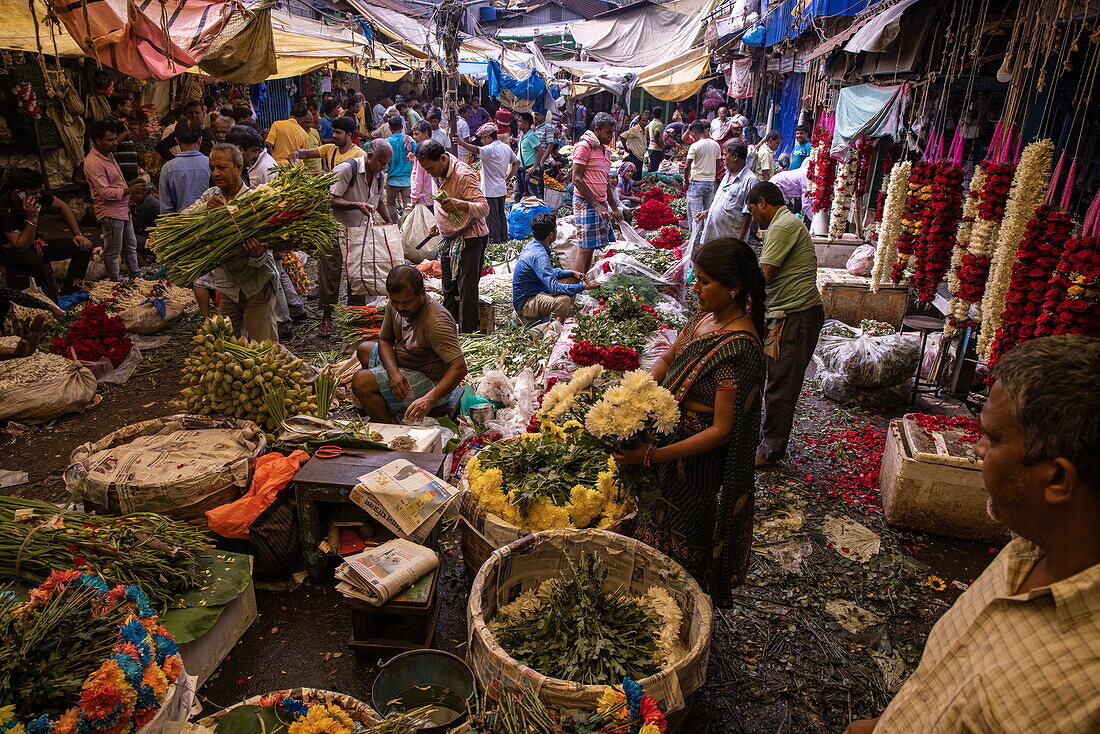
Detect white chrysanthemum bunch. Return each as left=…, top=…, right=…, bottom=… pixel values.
left=585, top=370, right=680, bottom=440
left=978, top=139, right=1054, bottom=358
left=539, top=364, right=605, bottom=420
left=829, top=151, right=858, bottom=240
left=870, top=161, right=912, bottom=290
left=944, top=165, right=988, bottom=337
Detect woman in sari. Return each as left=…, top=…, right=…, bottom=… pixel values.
left=615, top=238, right=766, bottom=607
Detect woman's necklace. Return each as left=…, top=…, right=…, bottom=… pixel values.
left=711, top=309, right=747, bottom=332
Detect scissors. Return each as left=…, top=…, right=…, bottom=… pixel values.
left=313, top=445, right=371, bottom=459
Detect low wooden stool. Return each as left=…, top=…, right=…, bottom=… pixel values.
left=346, top=567, right=440, bottom=658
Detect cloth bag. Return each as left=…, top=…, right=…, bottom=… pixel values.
left=343, top=224, right=403, bottom=296
left=400, top=204, right=439, bottom=263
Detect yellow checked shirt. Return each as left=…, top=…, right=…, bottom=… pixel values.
left=876, top=537, right=1100, bottom=733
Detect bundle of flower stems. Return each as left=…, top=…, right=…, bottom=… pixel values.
left=150, top=165, right=341, bottom=286
left=333, top=303, right=385, bottom=346
left=0, top=496, right=210, bottom=612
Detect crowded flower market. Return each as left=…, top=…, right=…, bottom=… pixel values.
left=0, top=0, right=1098, bottom=731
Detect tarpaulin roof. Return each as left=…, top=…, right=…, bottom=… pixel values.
left=0, top=0, right=84, bottom=56
left=763, top=0, right=881, bottom=46
left=806, top=0, right=922, bottom=60
left=556, top=47, right=712, bottom=101
left=567, top=0, right=716, bottom=66
left=345, top=0, right=505, bottom=63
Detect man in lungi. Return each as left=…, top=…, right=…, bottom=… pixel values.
left=570, top=112, right=622, bottom=276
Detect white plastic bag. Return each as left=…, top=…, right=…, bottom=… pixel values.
left=476, top=370, right=515, bottom=407
left=553, top=217, right=578, bottom=271
left=485, top=368, right=539, bottom=439
left=343, top=224, right=403, bottom=296
left=846, top=244, right=876, bottom=276
left=400, top=204, right=439, bottom=263
left=83, top=345, right=143, bottom=385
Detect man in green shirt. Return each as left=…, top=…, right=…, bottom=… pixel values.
left=515, top=112, right=543, bottom=201
left=645, top=107, right=666, bottom=173
left=748, top=181, right=824, bottom=467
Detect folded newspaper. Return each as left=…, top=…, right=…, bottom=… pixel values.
left=348, top=459, right=457, bottom=543
left=335, top=538, right=439, bottom=605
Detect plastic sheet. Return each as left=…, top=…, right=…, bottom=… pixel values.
left=507, top=200, right=552, bottom=240
left=484, top=368, right=540, bottom=439
left=81, top=345, right=143, bottom=385
left=818, top=370, right=912, bottom=408
left=815, top=321, right=919, bottom=388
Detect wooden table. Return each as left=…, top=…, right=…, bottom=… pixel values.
left=291, top=450, right=447, bottom=582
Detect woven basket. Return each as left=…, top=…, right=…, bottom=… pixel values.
left=467, top=529, right=712, bottom=730
left=196, top=688, right=380, bottom=729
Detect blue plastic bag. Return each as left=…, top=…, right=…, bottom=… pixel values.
left=507, top=202, right=551, bottom=240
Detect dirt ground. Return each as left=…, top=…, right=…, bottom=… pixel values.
left=0, top=308, right=998, bottom=732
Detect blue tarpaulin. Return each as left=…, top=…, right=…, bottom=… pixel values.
left=777, top=72, right=804, bottom=157
left=486, top=60, right=548, bottom=114
left=762, top=0, right=880, bottom=46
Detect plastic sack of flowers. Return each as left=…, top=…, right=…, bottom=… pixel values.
left=814, top=320, right=920, bottom=389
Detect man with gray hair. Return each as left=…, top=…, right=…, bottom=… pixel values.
left=697, top=138, right=757, bottom=242
left=845, top=335, right=1100, bottom=734
left=570, top=111, right=621, bottom=275
left=180, top=142, right=278, bottom=341
left=752, top=130, right=782, bottom=181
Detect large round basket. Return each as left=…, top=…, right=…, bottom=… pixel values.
left=467, top=528, right=712, bottom=731
left=458, top=490, right=636, bottom=579
left=195, top=688, right=380, bottom=729
left=66, top=414, right=266, bottom=521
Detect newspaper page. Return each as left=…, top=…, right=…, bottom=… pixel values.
left=348, top=459, right=457, bottom=543
left=335, top=538, right=439, bottom=605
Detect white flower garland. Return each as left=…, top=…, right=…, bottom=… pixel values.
left=977, top=140, right=1054, bottom=359
left=829, top=151, right=858, bottom=240
left=870, top=161, right=912, bottom=291
left=944, top=165, right=987, bottom=337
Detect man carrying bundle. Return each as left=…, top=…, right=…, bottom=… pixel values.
left=351, top=265, right=467, bottom=424
left=181, top=143, right=278, bottom=342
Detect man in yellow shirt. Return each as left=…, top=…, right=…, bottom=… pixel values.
left=289, top=117, right=365, bottom=170
left=265, top=105, right=310, bottom=165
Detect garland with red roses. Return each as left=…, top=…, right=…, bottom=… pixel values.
left=806, top=126, right=838, bottom=213
left=987, top=206, right=1073, bottom=363
left=1035, top=236, right=1100, bottom=337
left=853, top=136, right=877, bottom=197
left=910, top=162, right=965, bottom=302
left=569, top=340, right=642, bottom=371
left=957, top=162, right=1015, bottom=305
left=891, top=162, right=936, bottom=284
left=50, top=303, right=132, bottom=368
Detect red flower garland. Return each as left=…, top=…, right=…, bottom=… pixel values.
left=569, top=340, right=642, bottom=371
left=891, top=162, right=936, bottom=284
left=50, top=302, right=132, bottom=367
left=910, top=162, right=965, bottom=302
left=853, top=137, right=876, bottom=197
left=635, top=200, right=680, bottom=230
left=988, top=206, right=1073, bottom=363
left=649, top=226, right=684, bottom=250
left=807, top=126, right=837, bottom=213
left=950, top=162, right=1016, bottom=324
left=1035, top=236, right=1100, bottom=338
left=975, top=162, right=1014, bottom=221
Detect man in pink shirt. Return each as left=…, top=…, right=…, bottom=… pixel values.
left=84, top=119, right=147, bottom=281
left=570, top=111, right=621, bottom=275
left=409, top=120, right=435, bottom=208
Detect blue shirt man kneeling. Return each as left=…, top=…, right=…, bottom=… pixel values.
left=512, top=211, right=597, bottom=322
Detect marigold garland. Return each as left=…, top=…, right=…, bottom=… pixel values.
left=870, top=161, right=912, bottom=290
left=1035, top=236, right=1100, bottom=337
left=978, top=139, right=1055, bottom=358
left=890, top=162, right=936, bottom=284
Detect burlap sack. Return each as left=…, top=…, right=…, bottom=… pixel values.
left=0, top=353, right=97, bottom=424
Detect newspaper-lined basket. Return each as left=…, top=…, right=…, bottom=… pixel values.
left=467, top=529, right=712, bottom=730
left=458, top=487, right=636, bottom=579
left=195, top=688, right=380, bottom=729
left=66, top=415, right=266, bottom=521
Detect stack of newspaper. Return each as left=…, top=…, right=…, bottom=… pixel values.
left=347, top=458, right=457, bottom=543
left=336, top=538, right=439, bottom=605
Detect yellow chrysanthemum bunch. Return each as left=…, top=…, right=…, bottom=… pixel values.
left=585, top=370, right=680, bottom=440
left=288, top=705, right=354, bottom=734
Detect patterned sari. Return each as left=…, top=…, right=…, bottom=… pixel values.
left=635, top=314, right=765, bottom=607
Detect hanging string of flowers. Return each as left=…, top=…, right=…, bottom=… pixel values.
left=806, top=126, right=838, bottom=214
left=987, top=206, right=1073, bottom=362
left=870, top=161, right=912, bottom=290
left=890, top=162, right=936, bottom=284
left=828, top=151, right=859, bottom=240
left=853, top=136, right=877, bottom=197
left=910, top=162, right=965, bottom=302
left=945, top=165, right=987, bottom=336
left=978, top=139, right=1055, bottom=358
left=1035, top=236, right=1100, bottom=337
left=868, top=144, right=902, bottom=244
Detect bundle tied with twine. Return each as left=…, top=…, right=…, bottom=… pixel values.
left=150, top=165, right=340, bottom=286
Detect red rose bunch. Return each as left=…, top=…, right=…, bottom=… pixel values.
left=988, top=206, right=1073, bottom=363
left=891, top=162, right=936, bottom=284
left=1035, top=236, right=1100, bottom=338
left=50, top=303, right=132, bottom=367
left=635, top=198, right=680, bottom=230
left=807, top=126, right=838, bottom=212
left=649, top=226, right=684, bottom=250
left=640, top=186, right=670, bottom=203
left=569, top=340, right=641, bottom=371
left=910, top=162, right=965, bottom=302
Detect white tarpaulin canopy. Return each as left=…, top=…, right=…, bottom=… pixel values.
left=568, top=0, right=717, bottom=66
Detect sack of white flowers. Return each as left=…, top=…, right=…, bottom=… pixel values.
left=467, top=528, right=713, bottom=731
left=0, top=341, right=97, bottom=423
left=459, top=365, right=680, bottom=578
left=815, top=319, right=920, bottom=389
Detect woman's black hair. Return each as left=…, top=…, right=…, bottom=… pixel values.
left=692, top=237, right=767, bottom=338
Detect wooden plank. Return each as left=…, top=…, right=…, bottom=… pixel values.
left=295, top=451, right=448, bottom=490
left=901, top=414, right=982, bottom=469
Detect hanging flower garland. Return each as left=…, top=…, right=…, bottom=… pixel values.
left=944, top=165, right=987, bottom=336
left=987, top=206, right=1073, bottom=363
left=868, top=144, right=902, bottom=243
left=870, top=161, right=912, bottom=290
left=853, top=136, right=877, bottom=197
left=890, top=162, right=936, bottom=284
left=978, top=139, right=1055, bottom=358
left=1035, top=236, right=1100, bottom=337
left=12, top=81, right=41, bottom=119
left=806, top=126, right=838, bottom=214
left=910, top=162, right=965, bottom=302
left=828, top=151, right=859, bottom=240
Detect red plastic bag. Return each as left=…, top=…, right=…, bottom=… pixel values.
left=206, top=450, right=309, bottom=539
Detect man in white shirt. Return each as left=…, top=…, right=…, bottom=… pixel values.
left=427, top=110, right=450, bottom=149
left=373, top=95, right=389, bottom=130
left=697, top=138, right=757, bottom=243
left=684, top=120, right=722, bottom=238
left=454, top=122, right=518, bottom=243
left=710, top=107, right=732, bottom=141
left=455, top=105, right=473, bottom=163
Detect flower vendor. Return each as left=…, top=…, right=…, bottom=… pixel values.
left=750, top=130, right=782, bottom=182
left=698, top=139, right=758, bottom=243
left=181, top=143, right=279, bottom=342
left=453, top=122, right=519, bottom=244
left=0, top=168, right=95, bottom=302
left=351, top=264, right=467, bottom=423
left=789, top=125, right=812, bottom=170
left=645, top=107, right=666, bottom=173
left=571, top=112, right=622, bottom=276
left=416, top=138, right=489, bottom=334
left=513, top=211, right=597, bottom=324
left=618, top=110, right=650, bottom=181
left=748, top=181, right=824, bottom=468
left=845, top=336, right=1100, bottom=734
left=265, top=104, right=311, bottom=166
left=615, top=238, right=766, bottom=607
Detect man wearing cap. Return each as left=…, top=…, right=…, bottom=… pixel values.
left=454, top=122, right=519, bottom=244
